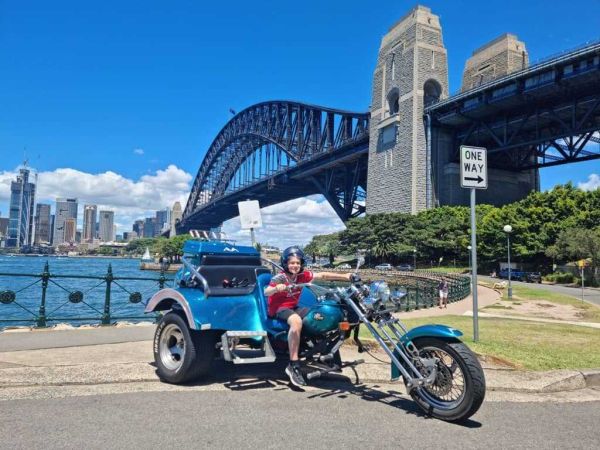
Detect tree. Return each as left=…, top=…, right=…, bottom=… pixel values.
left=551, top=227, right=600, bottom=284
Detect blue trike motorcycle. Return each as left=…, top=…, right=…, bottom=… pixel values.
left=146, top=239, right=485, bottom=422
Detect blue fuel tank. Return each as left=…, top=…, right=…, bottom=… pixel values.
left=302, top=299, right=343, bottom=336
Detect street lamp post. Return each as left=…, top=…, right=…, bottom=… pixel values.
left=413, top=248, right=417, bottom=270
left=467, top=245, right=472, bottom=272
left=503, top=225, right=513, bottom=299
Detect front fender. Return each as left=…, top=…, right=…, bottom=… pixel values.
left=391, top=324, right=463, bottom=380
left=400, top=324, right=463, bottom=344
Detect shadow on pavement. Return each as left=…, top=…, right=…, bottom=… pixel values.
left=157, top=359, right=482, bottom=427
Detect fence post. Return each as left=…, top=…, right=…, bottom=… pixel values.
left=415, top=280, right=420, bottom=309
left=37, top=262, right=50, bottom=328
left=102, top=264, right=113, bottom=325
left=159, top=268, right=166, bottom=289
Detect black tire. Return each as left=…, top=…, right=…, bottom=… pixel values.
left=153, top=311, right=216, bottom=384
left=406, top=337, right=485, bottom=422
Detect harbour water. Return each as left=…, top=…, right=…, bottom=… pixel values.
left=0, top=255, right=174, bottom=328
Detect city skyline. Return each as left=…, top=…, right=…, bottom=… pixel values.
left=0, top=167, right=180, bottom=247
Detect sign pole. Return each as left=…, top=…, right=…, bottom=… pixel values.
left=250, top=227, right=256, bottom=248
left=470, top=188, right=479, bottom=342
left=460, top=145, right=487, bottom=343
left=581, top=264, right=584, bottom=302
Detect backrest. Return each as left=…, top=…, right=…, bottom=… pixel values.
left=256, top=272, right=272, bottom=320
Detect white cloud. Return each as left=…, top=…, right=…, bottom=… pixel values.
left=222, top=195, right=346, bottom=249
left=133, top=148, right=144, bottom=155
left=578, top=173, right=600, bottom=191
left=0, top=165, right=191, bottom=232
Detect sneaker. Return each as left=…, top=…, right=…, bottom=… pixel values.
left=285, top=362, right=306, bottom=387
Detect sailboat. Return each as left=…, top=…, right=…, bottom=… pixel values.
left=141, top=247, right=153, bottom=262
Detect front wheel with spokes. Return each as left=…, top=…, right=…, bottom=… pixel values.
left=407, top=337, right=486, bottom=422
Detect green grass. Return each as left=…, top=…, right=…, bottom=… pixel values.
left=500, top=285, right=600, bottom=322
left=360, top=316, right=600, bottom=371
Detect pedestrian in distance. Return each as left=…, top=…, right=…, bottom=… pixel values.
left=438, top=279, right=449, bottom=308
left=264, top=246, right=356, bottom=388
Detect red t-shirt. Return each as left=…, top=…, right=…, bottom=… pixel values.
left=267, top=270, right=314, bottom=317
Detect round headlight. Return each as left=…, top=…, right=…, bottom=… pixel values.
left=369, top=281, right=391, bottom=303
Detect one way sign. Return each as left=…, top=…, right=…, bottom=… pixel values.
left=460, top=146, right=488, bottom=189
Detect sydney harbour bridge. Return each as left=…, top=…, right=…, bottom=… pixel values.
left=177, top=6, right=600, bottom=234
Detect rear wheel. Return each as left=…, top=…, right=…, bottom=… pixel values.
left=153, top=311, right=216, bottom=384
left=406, top=337, right=485, bottom=422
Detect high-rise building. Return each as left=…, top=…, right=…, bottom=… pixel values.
left=169, top=201, right=183, bottom=237
left=133, top=220, right=144, bottom=237
left=143, top=217, right=156, bottom=238
left=156, top=208, right=170, bottom=234
left=0, top=215, right=9, bottom=244
left=99, top=211, right=115, bottom=242
left=53, top=198, right=78, bottom=246
left=50, top=214, right=55, bottom=244
left=7, top=167, right=36, bottom=248
left=82, top=205, right=97, bottom=243
left=63, top=218, right=77, bottom=244
left=123, top=231, right=138, bottom=241
left=34, top=203, right=52, bottom=244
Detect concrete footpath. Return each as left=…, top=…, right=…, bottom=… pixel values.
left=0, top=285, right=599, bottom=398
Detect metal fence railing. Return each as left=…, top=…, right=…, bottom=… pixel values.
left=319, top=268, right=472, bottom=312
left=0, top=262, right=173, bottom=329
left=1, top=263, right=471, bottom=329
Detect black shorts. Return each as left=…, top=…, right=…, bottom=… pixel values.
left=275, top=306, right=309, bottom=321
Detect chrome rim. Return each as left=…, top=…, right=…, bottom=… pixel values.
left=159, top=323, right=186, bottom=371
left=416, top=346, right=466, bottom=410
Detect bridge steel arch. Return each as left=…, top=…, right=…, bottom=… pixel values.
left=180, top=101, right=369, bottom=232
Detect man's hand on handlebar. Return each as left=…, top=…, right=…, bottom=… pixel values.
left=349, top=273, right=361, bottom=283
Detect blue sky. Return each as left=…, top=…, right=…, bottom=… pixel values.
left=1, top=0, right=598, bottom=247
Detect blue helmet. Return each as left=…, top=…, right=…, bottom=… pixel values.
left=281, top=246, right=305, bottom=273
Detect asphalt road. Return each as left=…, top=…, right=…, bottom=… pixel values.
left=478, top=275, right=600, bottom=306
left=1, top=387, right=598, bottom=449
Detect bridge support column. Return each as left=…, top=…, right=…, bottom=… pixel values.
left=366, top=5, right=449, bottom=215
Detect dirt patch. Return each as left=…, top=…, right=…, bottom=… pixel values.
left=484, top=299, right=585, bottom=321
left=475, top=353, right=520, bottom=370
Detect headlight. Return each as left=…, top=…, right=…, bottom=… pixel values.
left=363, top=280, right=391, bottom=310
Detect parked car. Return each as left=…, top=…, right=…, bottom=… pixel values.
left=499, top=268, right=541, bottom=282
left=338, top=263, right=351, bottom=269
left=375, top=263, right=393, bottom=271
left=526, top=272, right=542, bottom=283
left=499, top=268, right=525, bottom=281
left=396, top=264, right=414, bottom=272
